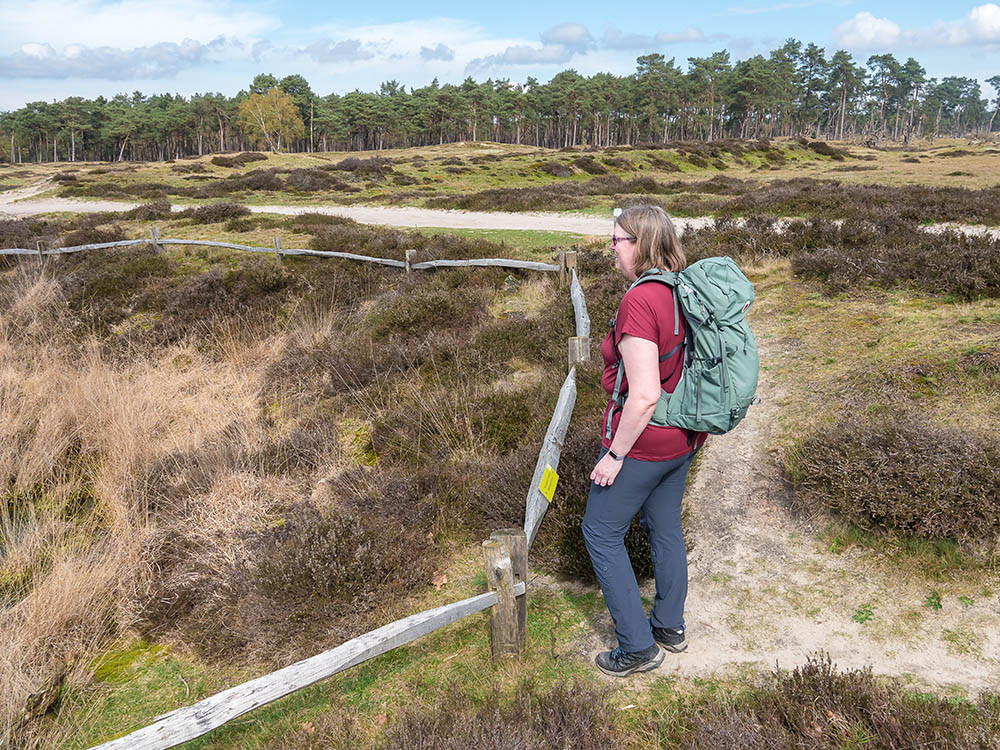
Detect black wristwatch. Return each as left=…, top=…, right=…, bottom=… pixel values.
left=607, top=449, right=625, bottom=461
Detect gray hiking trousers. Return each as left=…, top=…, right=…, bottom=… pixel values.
left=582, top=448, right=696, bottom=653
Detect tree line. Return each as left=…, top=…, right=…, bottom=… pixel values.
left=2, top=40, right=999, bottom=163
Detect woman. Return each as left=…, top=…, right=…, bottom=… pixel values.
left=583, top=204, right=706, bottom=677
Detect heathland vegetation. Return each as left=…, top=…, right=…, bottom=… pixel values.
left=1, top=138, right=999, bottom=748
left=2, top=43, right=999, bottom=162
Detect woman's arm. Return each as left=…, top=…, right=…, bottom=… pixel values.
left=590, top=333, right=661, bottom=486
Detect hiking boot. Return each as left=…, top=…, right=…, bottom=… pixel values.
left=595, top=644, right=664, bottom=677
left=652, top=626, right=687, bottom=653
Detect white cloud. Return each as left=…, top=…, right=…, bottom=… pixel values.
left=540, top=22, right=595, bottom=52
left=303, top=38, right=374, bottom=64
left=927, top=3, right=1000, bottom=45
left=0, top=0, right=277, bottom=50
left=833, top=5, right=1000, bottom=51
left=603, top=26, right=706, bottom=50
left=656, top=28, right=707, bottom=44
left=833, top=11, right=901, bottom=49
left=0, top=37, right=229, bottom=79
left=420, top=43, right=455, bottom=62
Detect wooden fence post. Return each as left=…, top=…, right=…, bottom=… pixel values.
left=35, top=240, right=46, bottom=269
left=405, top=249, right=414, bottom=275
left=482, top=528, right=527, bottom=659
left=272, top=236, right=283, bottom=265
left=565, top=250, right=577, bottom=280
left=558, top=250, right=568, bottom=287
left=150, top=227, right=162, bottom=254
left=568, top=336, right=590, bottom=367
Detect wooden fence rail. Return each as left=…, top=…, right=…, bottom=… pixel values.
left=91, top=583, right=525, bottom=750
left=0, top=238, right=562, bottom=273
left=524, top=367, right=578, bottom=549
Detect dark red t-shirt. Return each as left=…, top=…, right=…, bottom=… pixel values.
left=601, top=280, right=707, bottom=461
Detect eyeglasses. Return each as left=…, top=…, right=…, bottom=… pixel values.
left=611, top=235, right=636, bottom=247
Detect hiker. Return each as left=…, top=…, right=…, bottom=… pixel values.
left=583, top=204, right=707, bottom=677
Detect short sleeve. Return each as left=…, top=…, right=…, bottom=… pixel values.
left=614, top=285, right=662, bottom=346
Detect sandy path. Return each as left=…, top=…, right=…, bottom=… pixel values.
left=0, top=192, right=710, bottom=235
left=3, top=191, right=999, bottom=242
left=579, top=337, right=1000, bottom=694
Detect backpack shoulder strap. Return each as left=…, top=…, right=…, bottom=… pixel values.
left=627, top=268, right=682, bottom=337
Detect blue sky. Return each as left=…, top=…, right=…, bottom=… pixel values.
left=1, top=1, right=998, bottom=110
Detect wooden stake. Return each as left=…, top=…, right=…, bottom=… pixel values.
left=568, top=336, right=590, bottom=367
left=150, top=226, right=162, bottom=254
left=559, top=250, right=568, bottom=287
left=565, top=250, right=577, bottom=279
left=272, top=236, right=282, bottom=264
left=405, top=248, right=414, bottom=275
left=482, top=528, right=527, bottom=659
left=35, top=240, right=46, bottom=268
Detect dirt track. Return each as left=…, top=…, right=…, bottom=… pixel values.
left=3, top=188, right=998, bottom=242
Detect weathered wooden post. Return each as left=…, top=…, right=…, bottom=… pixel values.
left=150, top=226, right=162, bottom=254
left=482, top=528, right=527, bottom=659
left=565, top=250, right=577, bottom=280
left=405, top=248, right=415, bottom=275
left=558, top=250, right=568, bottom=287
left=35, top=240, right=46, bottom=269
left=272, top=236, right=283, bottom=265
left=568, top=336, right=590, bottom=367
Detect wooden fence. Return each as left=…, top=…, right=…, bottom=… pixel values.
left=1, top=234, right=591, bottom=750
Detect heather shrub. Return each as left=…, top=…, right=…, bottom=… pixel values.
left=141, top=500, right=438, bottom=662
left=603, top=156, right=634, bottom=170
left=686, top=153, right=710, bottom=168
left=538, top=160, right=574, bottom=177
left=125, top=199, right=173, bottom=220
left=647, top=155, right=681, bottom=171
left=668, top=653, right=1000, bottom=749
left=785, top=408, right=1000, bottom=552
left=170, top=162, right=207, bottom=174
left=0, top=218, right=61, bottom=251
left=221, top=167, right=284, bottom=192
left=276, top=679, right=616, bottom=750
left=161, top=257, right=290, bottom=326
left=59, top=225, right=126, bottom=248
left=807, top=140, right=848, bottom=160
left=284, top=167, right=343, bottom=192
left=331, top=156, right=392, bottom=178
left=182, top=201, right=251, bottom=224
left=789, top=220, right=1000, bottom=299
left=210, top=152, right=267, bottom=167
left=252, top=503, right=435, bottom=606
left=573, top=155, right=607, bottom=174
left=392, top=173, right=419, bottom=186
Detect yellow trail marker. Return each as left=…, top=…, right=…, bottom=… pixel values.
left=539, top=464, right=559, bottom=503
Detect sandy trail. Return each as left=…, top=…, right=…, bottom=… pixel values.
left=578, top=337, right=999, bottom=695
left=3, top=191, right=998, bottom=241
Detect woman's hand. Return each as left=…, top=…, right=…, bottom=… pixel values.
left=591, top=453, right=624, bottom=487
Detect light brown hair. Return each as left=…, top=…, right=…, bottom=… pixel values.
left=615, top=204, right=686, bottom=274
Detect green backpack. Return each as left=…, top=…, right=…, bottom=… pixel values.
left=606, top=256, right=759, bottom=438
